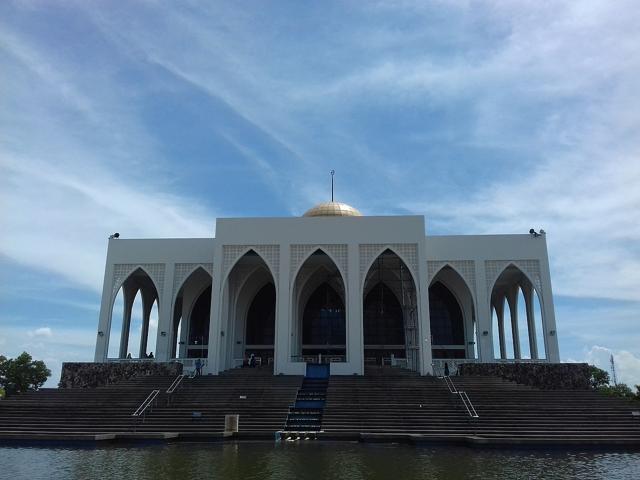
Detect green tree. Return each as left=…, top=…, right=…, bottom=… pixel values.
left=0, top=352, right=51, bottom=396
left=598, top=383, right=635, bottom=399
left=588, top=365, right=610, bottom=389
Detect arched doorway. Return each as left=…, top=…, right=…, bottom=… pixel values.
left=222, top=250, right=276, bottom=370
left=362, top=249, right=418, bottom=370
left=172, top=267, right=213, bottom=359
left=428, top=265, right=477, bottom=360
left=292, top=249, right=347, bottom=362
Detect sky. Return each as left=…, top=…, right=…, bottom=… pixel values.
left=1, top=1, right=639, bottom=388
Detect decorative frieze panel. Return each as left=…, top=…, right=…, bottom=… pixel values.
left=427, top=260, right=476, bottom=296
left=111, top=263, right=166, bottom=299
left=222, top=244, right=280, bottom=283
left=485, top=259, right=542, bottom=295
left=359, top=243, right=418, bottom=284
left=290, top=244, right=348, bottom=281
left=172, top=263, right=213, bottom=298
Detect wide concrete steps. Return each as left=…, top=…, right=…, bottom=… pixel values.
left=320, top=373, right=640, bottom=444
left=0, top=370, right=302, bottom=438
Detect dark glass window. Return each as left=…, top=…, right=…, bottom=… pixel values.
left=245, top=283, right=276, bottom=345
left=302, top=283, right=345, bottom=346
left=363, top=283, right=405, bottom=346
left=428, top=282, right=464, bottom=345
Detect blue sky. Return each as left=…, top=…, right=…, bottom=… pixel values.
left=1, top=1, right=639, bottom=387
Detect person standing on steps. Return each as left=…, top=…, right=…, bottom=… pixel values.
left=444, top=362, right=450, bottom=377
left=195, top=358, right=202, bottom=376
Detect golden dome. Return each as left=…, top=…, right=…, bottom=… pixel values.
left=303, top=201, right=363, bottom=217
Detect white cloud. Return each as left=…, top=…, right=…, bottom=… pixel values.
left=0, top=26, right=216, bottom=292
left=584, top=345, right=640, bottom=388
left=30, top=327, right=53, bottom=338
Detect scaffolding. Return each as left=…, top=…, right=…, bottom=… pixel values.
left=366, top=251, right=420, bottom=372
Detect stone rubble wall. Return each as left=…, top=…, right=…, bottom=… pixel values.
left=59, top=362, right=183, bottom=389
left=458, top=362, right=592, bottom=390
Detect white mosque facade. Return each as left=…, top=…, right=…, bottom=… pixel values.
left=93, top=202, right=560, bottom=376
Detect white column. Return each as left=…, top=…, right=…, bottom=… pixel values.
left=506, top=287, right=521, bottom=359
left=474, top=261, right=493, bottom=361
left=154, top=262, right=174, bottom=362
left=94, top=258, right=115, bottom=362
left=139, top=288, right=154, bottom=358
left=178, top=308, right=188, bottom=358
left=523, top=284, right=538, bottom=360
left=273, top=244, right=290, bottom=374
left=417, top=241, right=433, bottom=375
left=206, top=242, right=224, bottom=375
left=119, top=284, right=136, bottom=358
left=539, top=243, right=560, bottom=362
left=346, top=242, right=363, bottom=375
left=495, top=298, right=506, bottom=359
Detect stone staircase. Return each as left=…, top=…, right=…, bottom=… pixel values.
left=452, top=375, right=640, bottom=444
left=0, top=367, right=301, bottom=440
left=137, top=367, right=301, bottom=437
left=322, top=367, right=471, bottom=438
left=0, top=375, right=175, bottom=439
left=321, top=369, right=640, bottom=445
left=1, top=367, right=639, bottom=446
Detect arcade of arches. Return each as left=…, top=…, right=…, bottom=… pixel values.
left=106, top=261, right=549, bottom=368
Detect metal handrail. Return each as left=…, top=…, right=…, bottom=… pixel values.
left=166, top=374, right=185, bottom=394
left=459, top=391, right=479, bottom=418
left=132, top=389, right=160, bottom=418
left=442, top=376, right=478, bottom=418
left=443, top=375, right=458, bottom=393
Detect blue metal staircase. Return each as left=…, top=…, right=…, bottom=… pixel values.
left=283, top=364, right=329, bottom=432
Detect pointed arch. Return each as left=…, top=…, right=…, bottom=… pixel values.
left=361, top=245, right=418, bottom=292
left=429, top=262, right=476, bottom=302
left=291, top=248, right=347, bottom=360
left=111, top=265, right=162, bottom=309
left=220, top=249, right=277, bottom=370
left=222, top=246, right=279, bottom=294
left=362, top=248, right=419, bottom=370
left=293, top=262, right=347, bottom=306
left=107, top=266, right=160, bottom=359
left=173, top=265, right=213, bottom=311
left=291, top=247, right=348, bottom=298
left=488, top=261, right=541, bottom=302
left=489, top=262, right=547, bottom=361
left=171, top=265, right=213, bottom=359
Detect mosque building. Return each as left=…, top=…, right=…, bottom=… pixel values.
left=93, top=199, right=560, bottom=376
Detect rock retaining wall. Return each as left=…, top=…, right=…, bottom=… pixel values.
left=59, top=362, right=183, bottom=389
left=458, top=362, right=592, bottom=390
